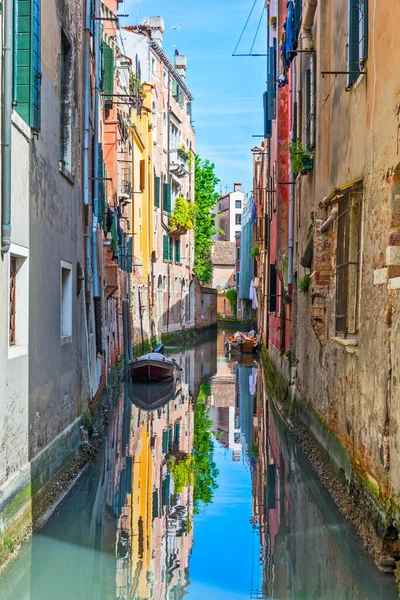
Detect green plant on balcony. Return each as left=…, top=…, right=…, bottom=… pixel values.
left=287, top=141, right=314, bottom=176
left=170, top=197, right=195, bottom=232
left=250, top=244, right=260, bottom=259
left=298, top=273, right=311, bottom=294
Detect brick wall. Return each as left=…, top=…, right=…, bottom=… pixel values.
left=194, top=278, right=217, bottom=328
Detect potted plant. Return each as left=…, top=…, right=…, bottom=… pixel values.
left=287, top=141, right=314, bottom=176
left=169, top=197, right=195, bottom=234
left=269, top=15, right=277, bottom=29
left=250, top=244, right=260, bottom=259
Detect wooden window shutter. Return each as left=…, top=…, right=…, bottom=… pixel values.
left=263, top=91, right=272, bottom=139
left=163, top=235, right=169, bottom=261
left=140, top=159, right=145, bottom=191
left=169, top=237, right=173, bottom=262
left=154, top=175, right=160, bottom=208
left=175, top=239, right=181, bottom=263
left=163, top=182, right=171, bottom=213
left=15, top=0, right=42, bottom=131
left=348, top=0, right=360, bottom=86
left=102, top=41, right=114, bottom=98
left=269, top=263, right=277, bottom=312
left=172, top=81, right=178, bottom=101
left=127, top=237, right=133, bottom=273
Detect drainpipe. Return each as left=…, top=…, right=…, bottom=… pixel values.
left=320, top=206, right=338, bottom=233
left=288, top=59, right=296, bottom=296
left=92, top=0, right=100, bottom=299
left=1, top=0, right=13, bottom=254
left=301, top=0, right=318, bottom=51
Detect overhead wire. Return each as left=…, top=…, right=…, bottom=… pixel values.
left=232, top=0, right=259, bottom=56
left=249, top=3, right=267, bottom=56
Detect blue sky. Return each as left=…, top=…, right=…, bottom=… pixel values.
left=123, top=0, right=268, bottom=194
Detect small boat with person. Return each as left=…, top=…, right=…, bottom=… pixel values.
left=129, top=343, right=182, bottom=382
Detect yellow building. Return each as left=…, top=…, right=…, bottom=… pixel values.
left=130, top=84, right=154, bottom=285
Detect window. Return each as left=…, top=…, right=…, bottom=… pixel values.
left=154, top=174, right=160, bottom=208
left=163, top=182, right=171, bottom=213
left=269, top=263, right=277, bottom=312
left=102, top=41, right=114, bottom=101
left=236, top=246, right=240, bottom=261
left=60, top=30, right=72, bottom=171
left=151, top=57, right=156, bottom=74
left=163, top=71, right=167, bottom=87
left=172, top=81, right=179, bottom=102
left=15, top=0, right=41, bottom=131
left=9, top=258, right=17, bottom=346
left=8, top=245, right=29, bottom=358
left=163, top=112, right=167, bottom=148
left=61, top=261, right=73, bottom=342
left=235, top=200, right=242, bottom=209
left=237, top=272, right=240, bottom=288
left=235, top=214, right=242, bottom=225
left=140, top=159, right=145, bottom=191
left=348, top=0, right=368, bottom=87
left=169, top=237, right=174, bottom=262
left=305, top=52, right=316, bottom=149
left=335, top=191, right=362, bottom=336
left=175, top=239, right=181, bottom=263
left=152, top=101, right=157, bottom=138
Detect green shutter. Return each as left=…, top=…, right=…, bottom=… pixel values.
left=102, top=41, right=114, bottom=98
left=178, top=87, right=184, bottom=107
left=163, top=235, right=169, bottom=261
left=348, top=0, right=360, bottom=86
left=162, top=474, right=170, bottom=506
left=152, top=489, right=159, bottom=519
left=169, top=238, right=173, bottom=262
left=168, top=428, right=173, bottom=451
left=98, top=144, right=105, bottom=227
left=187, top=101, right=192, bottom=119
left=162, top=430, right=168, bottom=453
left=163, top=182, right=171, bottom=213
left=154, top=175, right=160, bottom=208
left=175, top=239, right=181, bottom=263
left=15, top=0, right=41, bottom=130
left=174, top=422, right=181, bottom=445
left=171, top=80, right=178, bottom=101
left=127, top=237, right=133, bottom=273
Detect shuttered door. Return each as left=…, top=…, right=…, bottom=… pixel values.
left=9, top=257, right=17, bottom=346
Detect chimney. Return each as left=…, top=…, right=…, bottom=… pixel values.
left=174, top=54, right=187, bottom=81
left=147, top=16, right=164, bottom=47
left=234, top=182, right=242, bottom=192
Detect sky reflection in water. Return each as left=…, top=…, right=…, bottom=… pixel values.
left=0, top=331, right=398, bottom=600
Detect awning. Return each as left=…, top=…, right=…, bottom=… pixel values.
left=320, top=178, right=363, bottom=207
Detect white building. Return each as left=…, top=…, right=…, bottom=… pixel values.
left=215, top=182, right=245, bottom=242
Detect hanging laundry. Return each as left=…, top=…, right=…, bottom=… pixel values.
left=106, top=205, right=113, bottom=232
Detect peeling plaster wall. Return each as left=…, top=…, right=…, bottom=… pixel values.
left=292, top=0, right=400, bottom=502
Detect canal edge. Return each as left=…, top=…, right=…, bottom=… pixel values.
left=261, top=346, right=400, bottom=586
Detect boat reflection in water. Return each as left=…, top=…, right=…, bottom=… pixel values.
left=128, top=376, right=182, bottom=411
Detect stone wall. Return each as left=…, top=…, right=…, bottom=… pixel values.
left=194, top=279, right=217, bottom=329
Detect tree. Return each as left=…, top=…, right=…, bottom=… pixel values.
left=194, top=155, right=220, bottom=284
left=193, top=382, right=219, bottom=512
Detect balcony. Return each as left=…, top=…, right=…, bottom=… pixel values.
left=119, top=179, right=132, bottom=201
left=169, top=149, right=189, bottom=178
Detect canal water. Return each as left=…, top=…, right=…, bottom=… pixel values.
left=0, top=331, right=398, bottom=600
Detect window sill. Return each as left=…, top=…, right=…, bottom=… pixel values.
left=332, top=336, right=358, bottom=353
left=8, top=344, right=28, bottom=360
left=61, top=335, right=72, bottom=346
left=59, top=163, right=75, bottom=185
left=11, top=111, right=31, bottom=141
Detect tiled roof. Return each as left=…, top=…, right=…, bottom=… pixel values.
left=211, top=241, right=235, bottom=265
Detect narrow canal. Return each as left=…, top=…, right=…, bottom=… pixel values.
left=0, top=331, right=398, bottom=600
